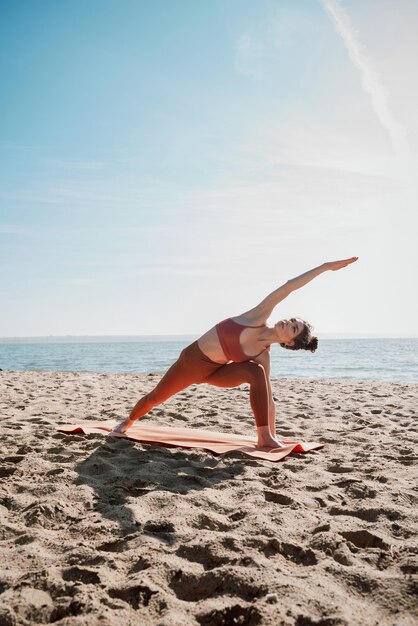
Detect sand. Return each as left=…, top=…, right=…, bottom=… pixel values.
left=0, top=370, right=417, bottom=626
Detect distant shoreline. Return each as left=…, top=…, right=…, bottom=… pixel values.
left=2, top=338, right=417, bottom=382
left=0, top=334, right=417, bottom=344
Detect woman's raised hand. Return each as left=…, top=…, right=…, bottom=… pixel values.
left=326, top=257, right=359, bottom=271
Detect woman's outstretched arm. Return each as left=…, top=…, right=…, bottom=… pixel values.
left=252, top=257, right=359, bottom=320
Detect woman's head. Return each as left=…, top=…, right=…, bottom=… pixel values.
left=275, top=317, right=318, bottom=353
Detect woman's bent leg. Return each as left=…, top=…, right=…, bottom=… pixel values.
left=204, top=361, right=284, bottom=448
left=205, top=361, right=269, bottom=427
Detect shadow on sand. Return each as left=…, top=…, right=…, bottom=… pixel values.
left=72, top=434, right=246, bottom=537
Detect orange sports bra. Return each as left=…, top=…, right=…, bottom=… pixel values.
left=215, top=318, right=270, bottom=363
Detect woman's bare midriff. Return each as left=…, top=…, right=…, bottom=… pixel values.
left=197, top=321, right=269, bottom=364
left=197, top=326, right=229, bottom=364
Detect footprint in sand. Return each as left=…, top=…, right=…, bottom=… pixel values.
left=263, top=491, right=295, bottom=506
left=192, top=513, right=230, bottom=532
left=176, top=542, right=231, bottom=570
left=340, top=530, right=389, bottom=550
left=0, top=465, right=18, bottom=478
left=143, top=519, right=176, bottom=545
left=61, top=566, right=101, bottom=585
left=263, top=538, right=318, bottom=566
left=228, top=509, right=247, bottom=522
left=313, top=497, right=327, bottom=508
left=107, top=584, right=158, bottom=609
left=196, top=605, right=262, bottom=626
left=169, top=568, right=267, bottom=602
left=3, top=455, right=24, bottom=464
left=128, top=556, right=151, bottom=574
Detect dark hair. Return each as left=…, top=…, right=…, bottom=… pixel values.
left=280, top=319, right=318, bottom=353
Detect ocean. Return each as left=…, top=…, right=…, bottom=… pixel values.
left=0, top=337, right=417, bottom=383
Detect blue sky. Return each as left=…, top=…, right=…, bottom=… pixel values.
left=1, top=0, right=417, bottom=337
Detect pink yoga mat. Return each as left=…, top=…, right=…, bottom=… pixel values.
left=58, top=420, right=324, bottom=462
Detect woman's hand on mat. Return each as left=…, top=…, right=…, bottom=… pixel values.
left=325, top=257, right=359, bottom=271
left=112, top=418, right=135, bottom=434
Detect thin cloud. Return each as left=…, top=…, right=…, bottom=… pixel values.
left=320, top=0, right=409, bottom=160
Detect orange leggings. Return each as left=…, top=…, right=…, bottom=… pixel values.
left=129, top=341, right=270, bottom=427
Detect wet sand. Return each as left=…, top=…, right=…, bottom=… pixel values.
left=0, top=370, right=417, bottom=625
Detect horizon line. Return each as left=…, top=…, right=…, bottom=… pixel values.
left=1, top=333, right=417, bottom=342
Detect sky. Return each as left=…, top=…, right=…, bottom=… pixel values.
left=1, top=0, right=417, bottom=338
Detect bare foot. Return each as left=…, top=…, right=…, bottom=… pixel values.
left=112, top=418, right=135, bottom=434
left=257, top=437, right=285, bottom=449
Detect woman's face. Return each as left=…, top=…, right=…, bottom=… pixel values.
left=275, top=318, right=304, bottom=345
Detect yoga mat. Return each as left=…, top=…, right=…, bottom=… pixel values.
left=58, top=420, right=324, bottom=462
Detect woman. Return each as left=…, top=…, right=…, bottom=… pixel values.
left=113, top=257, right=358, bottom=448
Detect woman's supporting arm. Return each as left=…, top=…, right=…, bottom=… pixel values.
left=253, top=350, right=276, bottom=437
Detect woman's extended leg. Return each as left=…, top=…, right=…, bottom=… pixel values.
left=112, top=357, right=196, bottom=432
left=204, top=361, right=284, bottom=448
left=112, top=342, right=222, bottom=433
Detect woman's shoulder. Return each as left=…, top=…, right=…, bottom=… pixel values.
left=231, top=306, right=268, bottom=327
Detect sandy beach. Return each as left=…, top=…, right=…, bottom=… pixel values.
left=0, top=370, right=417, bottom=626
